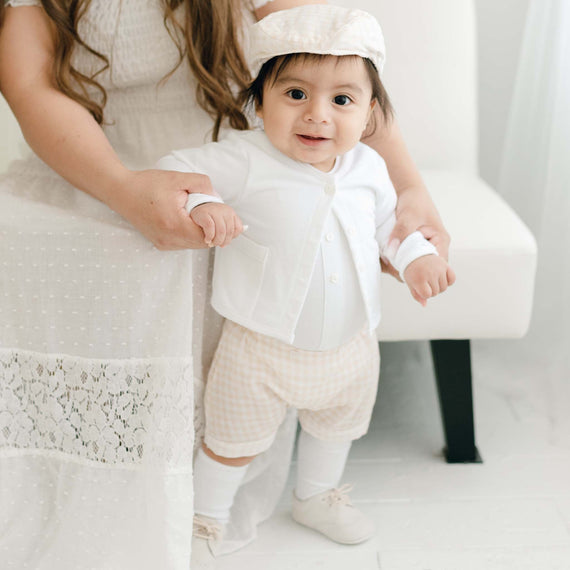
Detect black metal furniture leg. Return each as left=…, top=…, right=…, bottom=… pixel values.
left=430, top=339, right=482, bottom=463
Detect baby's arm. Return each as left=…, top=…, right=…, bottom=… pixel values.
left=189, top=201, right=244, bottom=248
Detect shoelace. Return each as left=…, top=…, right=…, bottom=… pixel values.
left=193, top=516, right=222, bottom=541
left=325, top=483, right=354, bottom=506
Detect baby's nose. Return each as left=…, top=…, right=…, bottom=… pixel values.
left=304, top=98, right=330, bottom=123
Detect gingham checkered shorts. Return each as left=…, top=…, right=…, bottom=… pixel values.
left=203, top=319, right=380, bottom=458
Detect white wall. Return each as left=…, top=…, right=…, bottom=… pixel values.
left=0, top=1, right=530, bottom=181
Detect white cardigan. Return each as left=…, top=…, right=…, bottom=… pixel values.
left=157, top=130, right=436, bottom=346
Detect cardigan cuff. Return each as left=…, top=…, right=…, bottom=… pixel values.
left=390, top=231, right=438, bottom=281
left=184, top=193, right=224, bottom=214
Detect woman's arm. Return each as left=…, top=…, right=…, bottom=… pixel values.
left=0, top=6, right=210, bottom=250
left=363, top=110, right=454, bottom=281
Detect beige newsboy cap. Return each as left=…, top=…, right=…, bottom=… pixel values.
left=247, top=4, right=386, bottom=77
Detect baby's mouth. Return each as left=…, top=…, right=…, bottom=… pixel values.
left=297, top=134, right=329, bottom=145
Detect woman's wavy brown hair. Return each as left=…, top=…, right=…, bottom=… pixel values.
left=31, top=0, right=252, bottom=140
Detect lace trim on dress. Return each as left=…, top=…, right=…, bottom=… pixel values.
left=0, top=348, right=195, bottom=467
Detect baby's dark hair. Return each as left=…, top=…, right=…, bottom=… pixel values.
left=245, top=53, right=394, bottom=135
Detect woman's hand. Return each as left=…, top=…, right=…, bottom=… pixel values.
left=109, top=169, right=218, bottom=250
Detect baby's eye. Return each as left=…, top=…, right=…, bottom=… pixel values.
left=333, top=95, right=352, bottom=106
left=287, top=89, right=306, bottom=100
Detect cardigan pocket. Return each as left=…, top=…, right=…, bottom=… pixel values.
left=212, top=234, right=269, bottom=319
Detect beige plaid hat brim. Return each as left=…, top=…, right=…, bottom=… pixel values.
left=247, top=4, right=386, bottom=77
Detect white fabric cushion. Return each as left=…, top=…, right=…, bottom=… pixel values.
left=377, top=170, right=538, bottom=341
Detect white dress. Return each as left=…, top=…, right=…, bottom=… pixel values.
left=0, top=1, right=295, bottom=568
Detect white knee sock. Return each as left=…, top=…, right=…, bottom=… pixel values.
left=295, top=429, right=352, bottom=501
left=193, top=447, right=249, bottom=524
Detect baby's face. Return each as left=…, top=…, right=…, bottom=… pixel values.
left=256, top=56, right=375, bottom=172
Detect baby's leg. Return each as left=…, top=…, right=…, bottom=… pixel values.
left=295, top=429, right=352, bottom=500
left=191, top=446, right=253, bottom=570
left=192, top=320, right=289, bottom=568
left=295, top=328, right=380, bottom=498
left=291, top=331, right=380, bottom=544
left=192, top=445, right=260, bottom=569
left=292, top=429, right=375, bottom=545
left=193, top=444, right=256, bottom=525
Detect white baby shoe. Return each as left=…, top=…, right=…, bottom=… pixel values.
left=191, top=515, right=222, bottom=570
left=291, top=484, right=375, bottom=545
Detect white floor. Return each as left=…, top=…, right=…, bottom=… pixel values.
left=217, top=340, right=570, bottom=570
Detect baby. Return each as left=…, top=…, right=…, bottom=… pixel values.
left=157, top=5, right=453, bottom=568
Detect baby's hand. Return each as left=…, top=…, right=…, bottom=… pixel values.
left=403, top=255, right=454, bottom=307
left=190, top=203, right=244, bottom=247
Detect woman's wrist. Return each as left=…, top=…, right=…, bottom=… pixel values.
left=394, top=182, right=427, bottom=202
left=99, top=167, right=138, bottom=216
left=396, top=183, right=443, bottom=227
